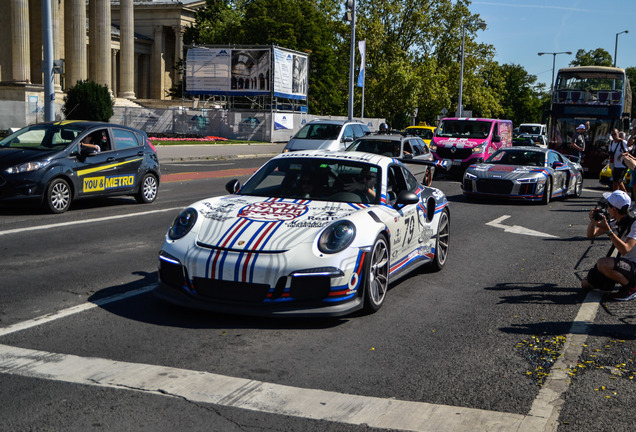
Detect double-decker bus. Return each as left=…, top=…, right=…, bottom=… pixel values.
left=547, top=66, right=632, bottom=174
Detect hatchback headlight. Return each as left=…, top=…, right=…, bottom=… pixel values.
left=318, top=220, right=356, bottom=254
left=168, top=208, right=198, bottom=240
left=5, top=160, right=50, bottom=174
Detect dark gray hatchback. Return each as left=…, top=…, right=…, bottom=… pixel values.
left=0, top=121, right=160, bottom=213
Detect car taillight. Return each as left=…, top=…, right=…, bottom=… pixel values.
left=147, top=138, right=157, bottom=153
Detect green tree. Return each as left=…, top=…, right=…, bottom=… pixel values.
left=62, top=80, right=114, bottom=121
left=497, top=63, right=543, bottom=125
left=569, top=48, right=613, bottom=67
left=356, top=0, right=499, bottom=128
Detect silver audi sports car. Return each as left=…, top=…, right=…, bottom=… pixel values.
left=462, top=146, right=583, bottom=204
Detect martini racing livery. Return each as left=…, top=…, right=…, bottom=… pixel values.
left=0, top=121, right=160, bottom=213
left=156, top=150, right=450, bottom=317
left=462, top=146, right=583, bottom=204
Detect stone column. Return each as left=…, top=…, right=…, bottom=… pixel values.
left=111, top=49, right=118, bottom=96
left=89, top=0, right=111, bottom=92
left=52, top=0, right=63, bottom=93
left=11, top=0, right=30, bottom=82
left=151, top=26, right=165, bottom=99
left=119, top=0, right=135, bottom=99
left=64, top=0, right=87, bottom=88
left=173, top=25, right=183, bottom=82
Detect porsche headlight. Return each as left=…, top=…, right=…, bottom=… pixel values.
left=430, top=144, right=437, bottom=152
left=168, top=208, right=198, bottom=240
left=318, top=220, right=356, bottom=254
left=5, top=160, right=50, bottom=174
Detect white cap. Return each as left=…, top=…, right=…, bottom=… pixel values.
left=603, top=190, right=631, bottom=209
left=576, top=124, right=586, bottom=130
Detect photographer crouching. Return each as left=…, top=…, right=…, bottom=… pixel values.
left=582, top=190, right=636, bottom=301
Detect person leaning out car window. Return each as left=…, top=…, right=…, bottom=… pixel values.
left=80, top=135, right=101, bottom=153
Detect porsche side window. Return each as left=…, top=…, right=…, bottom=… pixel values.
left=401, top=167, right=420, bottom=192
left=388, top=165, right=408, bottom=196
left=113, top=129, right=141, bottom=150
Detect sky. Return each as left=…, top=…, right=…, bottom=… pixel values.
left=467, top=1, right=636, bottom=88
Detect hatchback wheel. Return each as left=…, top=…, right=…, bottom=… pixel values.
left=44, top=178, right=71, bottom=214
left=135, top=173, right=158, bottom=204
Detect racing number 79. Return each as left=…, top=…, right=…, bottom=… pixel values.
left=402, top=215, right=415, bottom=247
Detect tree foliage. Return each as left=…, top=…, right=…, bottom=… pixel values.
left=184, top=0, right=630, bottom=130
left=570, top=48, right=613, bottom=67
left=62, top=80, right=114, bottom=121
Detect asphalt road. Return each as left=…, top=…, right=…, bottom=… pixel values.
left=1, top=157, right=635, bottom=431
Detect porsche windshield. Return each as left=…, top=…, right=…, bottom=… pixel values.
left=0, top=124, right=85, bottom=151
left=238, top=157, right=382, bottom=204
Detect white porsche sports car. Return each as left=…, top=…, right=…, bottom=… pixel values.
left=155, top=150, right=450, bottom=317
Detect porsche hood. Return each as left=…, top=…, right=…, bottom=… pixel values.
left=192, top=195, right=366, bottom=252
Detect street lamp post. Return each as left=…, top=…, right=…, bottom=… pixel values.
left=614, top=30, right=629, bottom=67
left=345, top=0, right=356, bottom=121
left=537, top=51, right=572, bottom=95
left=457, top=19, right=486, bottom=118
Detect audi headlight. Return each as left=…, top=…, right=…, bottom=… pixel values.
left=168, top=208, right=198, bottom=240
left=5, top=160, right=50, bottom=174
left=464, top=172, right=477, bottom=180
left=318, top=220, right=356, bottom=254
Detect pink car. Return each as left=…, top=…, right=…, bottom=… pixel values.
left=431, top=118, right=513, bottom=171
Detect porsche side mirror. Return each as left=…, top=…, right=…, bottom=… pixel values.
left=225, top=179, right=241, bottom=194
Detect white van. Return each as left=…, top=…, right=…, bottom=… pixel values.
left=283, top=119, right=370, bottom=152
left=517, top=123, right=547, bottom=147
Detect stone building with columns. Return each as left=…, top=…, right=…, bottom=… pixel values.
left=0, top=0, right=204, bottom=128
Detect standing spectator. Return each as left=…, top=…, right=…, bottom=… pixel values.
left=570, top=123, right=586, bottom=161
left=626, top=126, right=636, bottom=199
left=609, top=128, right=628, bottom=192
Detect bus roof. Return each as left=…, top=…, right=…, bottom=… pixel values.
left=557, top=66, right=626, bottom=79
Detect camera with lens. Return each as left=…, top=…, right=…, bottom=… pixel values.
left=592, top=201, right=609, bottom=221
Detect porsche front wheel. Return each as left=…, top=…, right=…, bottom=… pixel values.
left=429, top=208, right=450, bottom=271
left=363, top=235, right=390, bottom=313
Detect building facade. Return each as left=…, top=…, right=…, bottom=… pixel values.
left=0, top=0, right=203, bottom=128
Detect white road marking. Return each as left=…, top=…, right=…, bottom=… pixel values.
left=0, top=343, right=526, bottom=431
left=0, top=286, right=154, bottom=338
left=486, top=215, right=558, bottom=238
left=0, top=207, right=183, bottom=237
left=162, top=162, right=234, bottom=167
left=0, top=285, right=603, bottom=431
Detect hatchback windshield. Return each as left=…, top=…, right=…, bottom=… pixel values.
left=0, top=124, right=86, bottom=151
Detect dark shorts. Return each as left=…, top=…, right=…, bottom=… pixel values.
left=613, top=167, right=627, bottom=183
left=587, top=258, right=636, bottom=290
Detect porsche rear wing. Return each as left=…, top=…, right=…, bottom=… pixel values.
left=397, top=158, right=451, bottom=171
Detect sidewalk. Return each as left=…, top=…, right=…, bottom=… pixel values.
left=155, top=143, right=285, bottom=163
